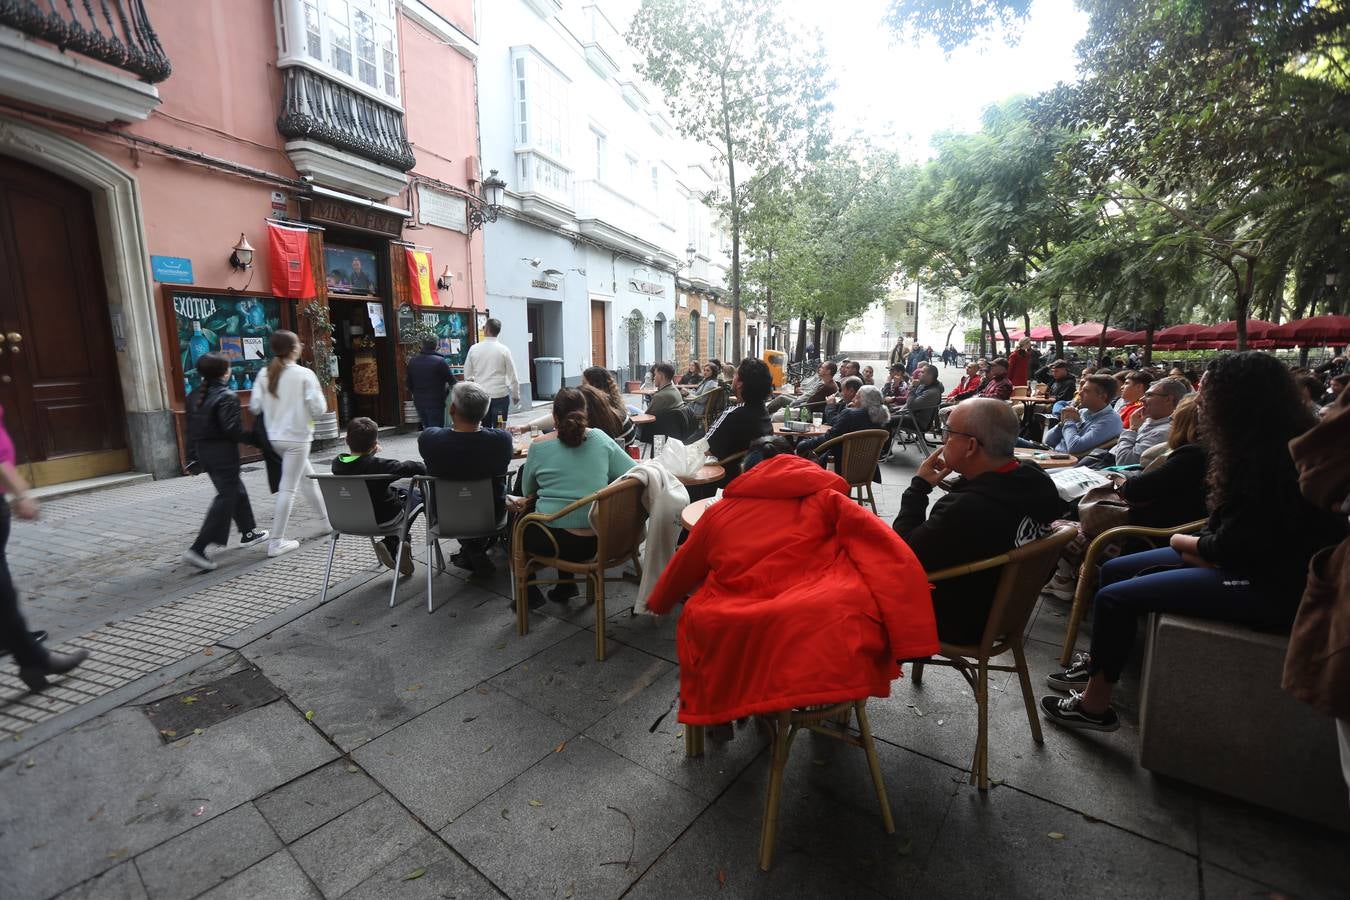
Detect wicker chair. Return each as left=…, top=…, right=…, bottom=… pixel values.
left=685, top=699, right=893, bottom=871
left=809, top=428, right=890, bottom=511
left=510, top=478, right=647, bottom=661
left=694, top=386, right=730, bottom=438
left=913, top=524, right=1078, bottom=790
left=1058, top=518, right=1206, bottom=665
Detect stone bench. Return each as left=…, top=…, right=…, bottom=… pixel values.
left=1138, top=613, right=1350, bottom=832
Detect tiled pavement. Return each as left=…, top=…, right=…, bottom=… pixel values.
left=3, top=394, right=1349, bottom=898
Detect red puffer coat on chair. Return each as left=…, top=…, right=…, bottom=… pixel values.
left=648, top=454, right=939, bottom=725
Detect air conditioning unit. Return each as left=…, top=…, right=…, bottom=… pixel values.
left=465, top=155, right=481, bottom=184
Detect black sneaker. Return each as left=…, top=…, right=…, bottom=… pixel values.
left=1040, top=692, right=1119, bottom=732
left=1046, top=651, right=1091, bottom=692
left=239, top=529, right=269, bottom=548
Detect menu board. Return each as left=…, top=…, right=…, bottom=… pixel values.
left=170, top=290, right=281, bottom=395
left=415, top=309, right=472, bottom=366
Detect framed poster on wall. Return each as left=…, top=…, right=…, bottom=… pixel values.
left=415, top=308, right=473, bottom=367
left=164, top=288, right=289, bottom=399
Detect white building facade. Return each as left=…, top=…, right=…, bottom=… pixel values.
left=478, top=0, right=734, bottom=401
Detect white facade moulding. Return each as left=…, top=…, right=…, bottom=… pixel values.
left=400, top=0, right=479, bottom=59
left=620, top=80, right=647, bottom=111
left=521, top=0, right=563, bottom=19
left=286, top=139, right=409, bottom=200
left=0, top=27, right=161, bottom=124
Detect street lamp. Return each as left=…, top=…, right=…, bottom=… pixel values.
left=468, top=169, right=507, bottom=232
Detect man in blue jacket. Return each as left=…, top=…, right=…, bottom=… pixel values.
left=406, top=337, right=451, bottom=428
left=1043, top=374, right=1123, bottom=455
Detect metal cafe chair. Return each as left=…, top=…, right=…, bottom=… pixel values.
left=308, top=474, right=423, bottom=609
left=413, top=476, right=508, bottom=614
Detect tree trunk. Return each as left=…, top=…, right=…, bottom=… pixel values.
left=1049, top=294, right=1064, bottom=361
left=944, top=320, right=959, bottom=354
left=978, top=313, right=988, bottom=357
left=996, top=310, right=1011, bottom=356
left=764, top=248, right=774, bottom=350
left=796, top=316, right=807, bottom=361
left=1234, top=259, right=1254, bottom=352
left=812, top=315, right=824, bottom=356
left=1143, top=305, right=1160, bottom=366
left=1023, top=310, right=1032, bottom=337
left=720, top=72, right=742, bottom=362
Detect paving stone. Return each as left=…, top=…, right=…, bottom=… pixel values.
left=1196, top=792, right=1350, bottom=899
left=441, top=735, right=705, bottom=900
left=488, top=629, right=674, bottom=732
left=584, top=666, right=764, bottom=802
left=914, top=784, right=1200, bottom=899
left=243, top=576, right=580, bottom=752
left=254, top=759, right=383, bottom=844
left=133, top=802, right=281, bottom=900
left=342, top=835, right=505, bottom=900
left=53, top=862, right=147, bottom=900
left=194, top=850, right=321, bottom=900
left=289, top=793, right=429, bottom=898
left=353, top=682, right=572, bottom=829
left=603, top=605, right=681, bottom=664
left=0, top=702, right=336, bottom=899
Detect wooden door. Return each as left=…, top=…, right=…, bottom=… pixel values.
left=0, top=156, right=128, bottom=486
left=590, top=300, right=607, bottom=368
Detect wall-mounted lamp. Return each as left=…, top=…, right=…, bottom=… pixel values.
left=520, top=257, right=541, bottom=267
left=468, top=169, right=507, bottom=231
left=542, top=268, right=564, bottom=277
left=229, top=233, right=254, bottom=270
left=437, top=266, right=454, bottom=291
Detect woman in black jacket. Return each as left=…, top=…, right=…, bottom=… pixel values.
left=182, top=353, right=268, bottom=571
left=699, top=357, right=773, bottom=495
left=1043, top=352, right=1347, bottom=732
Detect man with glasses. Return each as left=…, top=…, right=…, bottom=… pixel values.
left=892, top=399, right=1064, bottom=643
left=1112, top=376, right=1191, bottom=466
left=1042, top=374, right=1123, bottom=455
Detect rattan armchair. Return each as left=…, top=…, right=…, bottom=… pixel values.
left=1058, top=518, right=1206, bottom=665
left=510, top=478, right=647, bottom=661
left=809, top=428, right=890, bottom=511
left=913, top=524, right=1078, bottom=790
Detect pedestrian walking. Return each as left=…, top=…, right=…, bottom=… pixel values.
left=0, top=405, right=89, bottom=691
left=181, top=353, right=268, bottom=571
left=463, top=317, right=519, bottom=427
left=249, top=330, right=330, bottom=558
left=406, top=337, right=451, bottom=428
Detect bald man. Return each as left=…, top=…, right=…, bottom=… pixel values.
left=892, top=399, right=1065, bottom=644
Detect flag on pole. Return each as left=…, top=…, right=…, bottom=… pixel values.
left=267, top=222, right=315, bottom=299
left=405, top=248, right=437, bottom=307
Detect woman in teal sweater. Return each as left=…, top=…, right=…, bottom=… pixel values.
left=519, top=388, right=634, bottom=604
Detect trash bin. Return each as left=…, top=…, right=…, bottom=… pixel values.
left=762, top=350, right=786, bottom=388
left=534, top=357, right=563, bottom=399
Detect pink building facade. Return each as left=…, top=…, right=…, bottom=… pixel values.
left=0, top=0, right=484, bottom=485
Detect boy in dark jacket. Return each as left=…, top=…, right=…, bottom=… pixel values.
left=892, top=398, right=1065, bottom=643
left=331, top=417, right=425, bottom=574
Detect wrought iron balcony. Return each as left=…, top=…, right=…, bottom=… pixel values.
left=0, top=0, right=170, bottom=82
left=277, top=67, right=415, bottom=173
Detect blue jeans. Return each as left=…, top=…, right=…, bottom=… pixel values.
left=415, top=403, right=445, bottom=429
left=1087, top=547, right=1288, bottom=682
left=482, top=395, right=511, bottom=428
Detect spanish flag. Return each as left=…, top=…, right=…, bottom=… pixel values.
left=406, top=248, right=437, bottom=307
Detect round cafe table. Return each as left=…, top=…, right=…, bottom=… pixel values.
left=631, top=413, right=656, bottom=425
left=677, top=463, right=724, bottom=487
left=679, top=496, right=717, bottom=530
left=1013, top=447, right=1078, bottom=469
left=512, top=440, right=531, bottom=460
left=772, top=422, right=829, bottom=442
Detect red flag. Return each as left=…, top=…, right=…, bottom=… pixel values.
left=405, top=248, right=437, bottom=306
left=268, top=222, right=315, bottom=299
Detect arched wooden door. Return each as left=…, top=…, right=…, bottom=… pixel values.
left=0, top=156, right=128, bottom=486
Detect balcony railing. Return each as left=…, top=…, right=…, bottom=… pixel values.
left=277, top=67, right=415, bottom=172
left=0, top=0, right=171, bottom=82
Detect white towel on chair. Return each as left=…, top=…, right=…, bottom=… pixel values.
left=618, top=460, right=690, bottom=615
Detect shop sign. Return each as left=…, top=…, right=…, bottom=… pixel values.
left=304, top=197, right=404, bottom=236
left=530, top=278, right=559, bottom=290
left=151, top=255, right=194, bottom=284
left=628, top=278, right=664, bottom=296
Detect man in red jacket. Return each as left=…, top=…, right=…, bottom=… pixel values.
left=647, top=454, right=938, bottom=726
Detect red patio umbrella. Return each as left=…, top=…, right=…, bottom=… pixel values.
left=1059, top=322, right=1103, bottom=339
left=1195, top=320, right=1277, bottom=342
left=1153, top=323, right=1209, bottom=346
left=1028, top=325, right=1067, bottom=341
left=1006, top=328, right=1025, bottom=341
left=1268, top=315, right=1350, bottom=345
left=1112, top=330, right=1148, bottom=346
left=1069, top=327, right=1131, bottom=347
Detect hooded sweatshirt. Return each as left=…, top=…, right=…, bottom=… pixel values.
left=893, top=461, right=1065, bottom=644
left=647, top=454, right=938, bottom=725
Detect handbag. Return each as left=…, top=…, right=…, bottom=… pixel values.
left=1078, top=483, right=1131, bottom=538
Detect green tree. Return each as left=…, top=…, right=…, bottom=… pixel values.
left=629, top=0, right=834, bottom=361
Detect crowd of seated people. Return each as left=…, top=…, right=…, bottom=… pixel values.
left=685, top=358, right=724, bottom=419
left=678, top=359, right=702, bottom=385
left=767, top=360, right=838, bottom=420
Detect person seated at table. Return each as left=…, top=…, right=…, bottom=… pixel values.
left=839, top=360, right=863, bottom=383
left=419, top=381, right=514, bottom=575
left=892, top=399, right=1064, bottom=643
left=645, top=362, right=686, bottom=417
left=703, top=357, right=774, bottom=490
left=944, top=362, right=983, bottom=403
left=768, top=360, right=837, bottom=420
left=1041, top=374, right=1122, bottom=455
left=1313, top=354, right=1346, bottom=380
left=1112, top=370, right=1151, bottom=424
left=687, top=358, right=723, bottom=419
left=1042, top=352, right=1347, bottom=731
left=721, top=362, right=736, bottom=382
left=512, top=387, right=635, bottom=607
left=516, top=366, right=636, bottom=445
left=1329, top=372, right=1349, bottom=403
left=822, top=376, right=863, bottom=427
left=939, top=357, right=1013, bottom=426
left=799, top=384, right=891, bottom=473
left=893, top=365, right=944, bottom=435
left=883, top=363, right=911, bottom=406
left=1043, top=393, right=1209, bottom=602
left=1298, top=373, right=1329, bottom=417
left=331, top=417, right=425, bottom=575
left=645, top=452, right=939, bottom=731
left=679, top=359, right=702, bottom=385
left=1113, top=375, right=1190, bottom=466
left=1037, top=360, right=1077, bottom=404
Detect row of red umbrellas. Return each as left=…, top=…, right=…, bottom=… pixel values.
left=1004, top=316, right=1350, bottom=349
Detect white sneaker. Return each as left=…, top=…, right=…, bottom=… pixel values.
left=182, top=548, right=217, bottom=571
left=239, top=529, right=269, bottom=548
left=267, top=539, right=300, bottom=558
left=1042, top=575, right=1075, bottom=603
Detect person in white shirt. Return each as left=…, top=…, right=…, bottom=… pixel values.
left=463, top=318, right=520, bottom=427
left=249, top=330, right=330, bottom=557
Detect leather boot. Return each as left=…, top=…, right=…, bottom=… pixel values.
left=19, top=648, right=90, bottom=692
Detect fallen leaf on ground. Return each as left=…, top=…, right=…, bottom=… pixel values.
left=304, top=710, right=315, bottom=721
left=24, top=758, right=34, bottom=768
left=106, top=848, right=128, bottom=860
left=1047, top=832, right=1065, bottom=840
left=553, top=740, right=567, bottom=753
left=345, top=765, right=359, bottom=774
left=480, top=744, right=493, bottom=754
left=192, top=728, right=204, bottom=736
left=897, top=837, right=914, bottom=857
left=406, top=683, right=423, bottom=693
left=463, top=716, right=477, bottom=724
left=87, top=806, right=104, bottom=823
left=564, top=885, right=574, bottom=898
left=401, top=867, right=427, bottom=881
left=989, top=777, right=1004, bottom=786
left=528, top=800, right=543, bottom=807
left=203, top=648, right=213, bottom=657
left=181, top=695, right=198, bottom=705
left=716, top=869, right=728, bottom=888
left=500, top=808, right=510, bottom=820
left=476, top=686, right=490, bottom=695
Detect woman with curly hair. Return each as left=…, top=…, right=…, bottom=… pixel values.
left=1042, top=352, right=1347, bottom=732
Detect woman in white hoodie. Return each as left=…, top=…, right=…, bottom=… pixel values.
left=249, top=330, right=330, bottom=557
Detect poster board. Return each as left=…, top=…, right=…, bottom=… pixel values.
left=165, top=288, right=287, bottom=398
left=413, top=308, right=473, bottom=367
